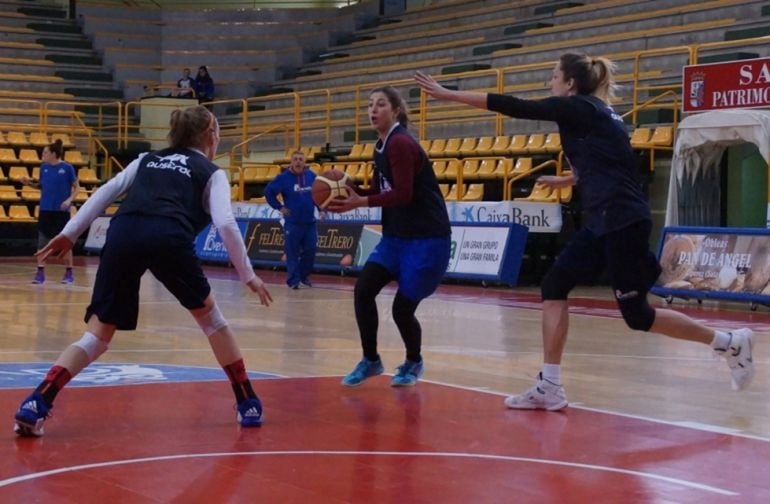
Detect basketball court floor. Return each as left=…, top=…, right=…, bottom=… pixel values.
left=1, top=257, right=768, bottom=502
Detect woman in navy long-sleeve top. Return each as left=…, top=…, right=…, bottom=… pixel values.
left=415, top=53, right=754, bottom=411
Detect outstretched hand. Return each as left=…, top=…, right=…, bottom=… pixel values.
left=414, top=70, right=449, bottom=100
left=247, top=277, right=273, bottom=306
left=34, top=234, right=74, bottom=261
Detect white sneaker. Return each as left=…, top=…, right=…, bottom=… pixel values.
left=715, top=328, right=755, bottom=391
left=504, top=373, right=568, bottom=411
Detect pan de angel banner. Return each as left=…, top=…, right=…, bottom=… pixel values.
left=657, top=229, right=770, bottom=295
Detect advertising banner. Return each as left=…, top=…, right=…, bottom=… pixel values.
left=683, top=57, right=770, bottom=113
left=231, top=201, right=559, bottom=232
left=652, top=226, right=770, bottom=303
left=84, top=216, right=112, bottom=252
left=449, top=226, right=512, bottom=275
left=243, top=220, right=364, bottom=267
left=195, top=220, right=249, bottom=262
left=445, top=200, right=562, bottom=233
left=195, top=218, right=528, bottom=285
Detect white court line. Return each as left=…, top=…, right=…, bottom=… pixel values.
left=0, top=450, right=738, bottom=495
left=420, top=376, right=770, bottom=444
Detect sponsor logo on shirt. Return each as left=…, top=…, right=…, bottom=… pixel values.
left=146, top=153, right=192, bottom=177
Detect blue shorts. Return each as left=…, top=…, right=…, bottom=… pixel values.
left=367, top=234, right=451, bottom=302
left=86, top=215, right=211, bottom=330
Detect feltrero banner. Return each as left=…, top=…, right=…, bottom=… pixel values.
left=652, top=226, right=770, bottom=303
left=683, top=56, right=770, bottom=113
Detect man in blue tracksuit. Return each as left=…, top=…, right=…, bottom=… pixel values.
left=264, top=151, right=321, bottom=289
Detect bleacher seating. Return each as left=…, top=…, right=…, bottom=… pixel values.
left=0, top=0, right=764, bottom=220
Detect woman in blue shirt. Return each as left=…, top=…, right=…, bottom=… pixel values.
left=415, top=53, right=754, bottom=410
left=20, top=139, right=79, bottom=284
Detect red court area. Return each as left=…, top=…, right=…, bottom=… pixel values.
left=1, top=377, right=768, bottom=502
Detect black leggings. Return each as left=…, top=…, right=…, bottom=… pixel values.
left=354, top=262, right=423, bottom=363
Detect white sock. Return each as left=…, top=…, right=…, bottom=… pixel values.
left=711, top=331, right=732, bottom=351
left=541, top=364, right=561, bottom=385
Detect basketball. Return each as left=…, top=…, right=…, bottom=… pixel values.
left=312, top=169, right=352, bottom=209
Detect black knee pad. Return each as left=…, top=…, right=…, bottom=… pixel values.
left=541, top=266, right=573, bottom=300
left=617, top=294, right=656, bottom=331
left=392, top=292, right=418, bottom=325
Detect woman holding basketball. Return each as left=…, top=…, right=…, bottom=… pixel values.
left=327, top=85, right=451, bottom=387
left=414, top=53, right=754, bottom=410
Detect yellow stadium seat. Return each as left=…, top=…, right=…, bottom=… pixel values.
left=629, top=127, right=652, bottom=148
left=77, top=167, right=100, bottom=185
left=457, top=137, right=478, bottom=157
left=29, top=132, right=49, bottom=147
left=442, top=158, right=462, bottom=182
left=64, top=150, right=86, bottom=166
left=419, top=139, right=432, bottom=152
left=338, top=143, right=364, bottom=162
left=509, top=135, right=529, bottom=155
left=359, top=143, right=375, bottom=161
left=74, top=190, right=88, bottom=203
left=543, top=133, right=561, bottom=153
left=432, top=160, right=448, bottom=178
left=9, top=204, right=35, bottom=221
left=475, top=158, right=504, bottom=180
left=6, top=131, right=29, bottom=147
left=463, top=183, right=484, bottom=201
left=525, top=134, right=546, bottom=154
left=515, top=182, right=557, bottom=202
left=428, top=139, right=446, bottom=158
left=104, top=205, right=119, bottom=215
left=20, top=186, right=41, bottom=202
left=8, top=166, right=30, bottom=183
left=345, top=163, right=362, bottom=181
left=461, top=158, right=481, bottom=181
left=0, top=148, right=19, bottom=164
left=445, top=183, right=465, bottom=201
left=19, top=149, right=41, bottom=165
left=0, top=205, right=9, bottom=221
left=491, top=135, right=512, bottom=155
left=0, top=185, right=19, bottom=202
left=512, top=157, right=533, bottom=175
left=474, top=136, right=495, bottom=156
left=442, top=138, right=462, bottom=158
left=649, top=126, right=673, bottom=146
left=243, top=166, right=268, bottom=183
left=438, top=183, right=450, bottom=198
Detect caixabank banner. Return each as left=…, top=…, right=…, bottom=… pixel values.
left=652, top=226, right=770, bottom=303
left=683, top=56, right=770, bottom=113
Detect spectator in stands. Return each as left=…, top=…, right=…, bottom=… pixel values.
left=326, top=85, right=451, bottom=388
left=20, top=139, right=80, bottom=284
left=194, top=65, right=215, bottom=103
left=264, top=150, right=321, bottom=289
left=414, top=54, right=755, bottom=410
left=173, top=68, right=195, bottom=98
left=12, top=106, right=273, bottom=437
